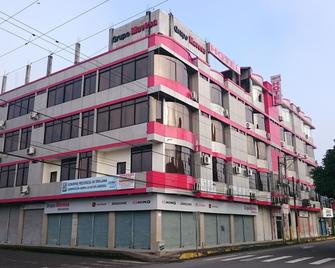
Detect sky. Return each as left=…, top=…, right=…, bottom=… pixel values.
left=0, top=0, right=334, bottom=162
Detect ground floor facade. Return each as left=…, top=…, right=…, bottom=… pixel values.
left=0, top=193, right=321, bottom=252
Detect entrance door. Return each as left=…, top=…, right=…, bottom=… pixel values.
left=276, top=216, right=283, bottom=239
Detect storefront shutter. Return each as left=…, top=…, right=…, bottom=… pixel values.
left=204, top=214, right=217, bottom=246
left=77, top=213, right=93, bottom=247
left=47, top=214, right=60, bottom=245
left=234, top=215, right=244, bottom=243
left=133, top=211, right=150, bottom=249
left=0, top=208, right=9, bottom=243
left=7, top=207, right=19, bottom=244
left=93, top=213, right=108, bottom=248
left=162, top=211, right=181, bottom=249
left=218, top=214, right=230, bottom=244
left=181, top=212, right=196, bottom=248
left=115, top=211, right=132, bottom=248
left=22, top=209, right=43, bottom=245
left=243, top=216, right=255, bottom=242
left=59, top=214, right=72, bottom=246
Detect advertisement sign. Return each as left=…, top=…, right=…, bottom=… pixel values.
left=60, top=175, right=135, bottom=195
left=271, top=74, right=282, bottom=105
left=322, top=208, right=334, bottom=218
left=207, top=42, right=240, bottom=75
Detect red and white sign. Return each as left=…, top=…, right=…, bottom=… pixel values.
left=271, top=74, right=282, bottom=106
left=207, top=42, right=240, bottom=75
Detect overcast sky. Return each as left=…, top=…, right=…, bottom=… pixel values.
left=0, top=0, right=334, bottom=162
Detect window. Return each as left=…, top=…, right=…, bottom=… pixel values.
left=211, top=119, right=225, bottom=143
left=213, top=157, right=226, bottom=182
left=165, top=101, right=191, bottom=130
left=83, top=72, right=97, bottom=96
left=285, top=132, right=293, bottom=146
left=50, top=171, right=57, bottom=183
left=7, top=94, right=35, bottom=120
left=0, top=165, right=16, bottom=188
left=47, top=78, right=82, bottom=107
left=245, top=106, right=253, bottom=123
left=98, top=55, right=148, bottom=92
left=117, top=162, right=126, bottom=174
left=44, top=114, right=79, bottom=144
left=165, top=144, right=193, bottom=176
left=78, top=152, right=92, bottom=179
left=247, top=136, right=256, bottom=156
left=97, top=97, right=148, bottom=133
left=4, top=130, right=19, bottom=152
left=210, top=83, right=223, bottom=106
left=281, top=107, right=291, bottom=122
left=131, top=145, right=152, bottom=172
left=82, top=110, right=94, bottom=136
left=20, top=127, right=32, bottom=150
left=280, top=127, right=285, bottom=141
left=249, top=169, right=257, bottom=189
left=16, top=162, right=29, bottom=186
left=306, top=145, right=314, bottom=158
left=256, top=172, right=269, bottom=192
left=256, top=141, right=267, bottom=160
left=60, top=158, right=77, bottom=181
left=256, top=114, right=265, bottom=130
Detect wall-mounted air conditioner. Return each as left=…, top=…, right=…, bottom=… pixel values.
left=279, top=115, right=283, bottom=121
left=247, top=168, right=253, bottom=176
left=191, top=91, right=198, bottom=102
left=201, top=153, right=211, bottom=165
left=227, top=187, right=233, bottom=196
left=20, top=185, right=30, bottom=195
left=30, top=111, right=40, bottom=120
left=234, top=166, right=242, bottom=174
left=246, top=122, right=251, bottom=129
left=250, top=193, right=256, bottom=200
left=26, top=146, right=36, bottom=155
left=0, top=120, right=6, bottom=129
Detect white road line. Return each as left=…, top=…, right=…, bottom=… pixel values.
left=285, top=257, right=314, bottom=263
left=203, top=255, right=238, bottom=261
left=240, top=255, right=274, bottom=261
left=221, top=255, right=255, bottom=261
left=310, top=258, right=335, bottom=265
left=262, top=256, right=292, bottom=262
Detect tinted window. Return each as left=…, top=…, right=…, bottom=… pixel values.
left=0, top=165, right=16, bottom=188
left=7, top=94, right=35, bottom=120
left=117, top=162, right=126, bottom=174
left=47, top=78, right=82, bottom=107
left=16, top=162, right=29, bottom=186
left=135, top=57, right=148, bottom=80
left=20, top=127, right=32, bottom=150
left=79, top=152, right=92, bottom=179
left=44, top=115, right=79, bottom=144
left=122, top=61, right=135, bottom=84
left=110, top=66, right=122, bottom=88
left=83, top=72, right=97, bottom=96
left=165, top=144, right=193, bottom=176
left=99, top=69, right=110, bottom=91
left=61, top=158, right=77, bottom=181
left=131, top=145, right=152, bottom=172
left=4, top=130, right=19, bottom=152
left=213, top=157, right=226, bottom=182
left=82, top=110, right=95, bottom=136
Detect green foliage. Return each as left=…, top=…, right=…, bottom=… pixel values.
left=312, top=146, right=335, bottom=198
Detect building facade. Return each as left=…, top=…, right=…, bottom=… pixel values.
left=0, top=10, right=320, bottom=252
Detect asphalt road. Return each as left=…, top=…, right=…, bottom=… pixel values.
left=1, top=240, right=335, bottom=268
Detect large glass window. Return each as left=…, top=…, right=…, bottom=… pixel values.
left=245, top=106, right=253, bottom=124
left=4, top=130, right=19, bottom=152
left=7, top=94, right=35, bottom=120
left=131, top=145, right=152, bottom=172
left=211, top=119, right=225, bottom=144
left=285, top=132, right=293, bottom=146
left=247, top=136, right=256, bottom=156
left=249, top=169, right=257, bottom=189
left=16, top=162, right=29, bottom=186
left=47, top=78, right=82, bottom=107
left=0, top=165, right=16, bottom=188
left=256, top=114, right=265, bottom=130
left=213, top=157, right=226, bottom=182
left=60, top=158, right=77, bottom=181
left=97, top=97, right=148, bottom=133
left=20, top=127, right=32, bottom=150
left=165, top=144, right=193, bottom=176
left=83, top=72, right=97, bottom=96
left=166, top=101, right=191, bottom=130
left=256, top=141, right=267, bottom=160
left=44, top=114, right=79, bottom=144
left=210, top=83, right=223, bottom=106
left=306, top=145, right=314, bottom=158
left=82, top=110, right=95, bottom=136
left=78, top=152, right=92, bottom=179
left=256, top=172, right=269, bottom=192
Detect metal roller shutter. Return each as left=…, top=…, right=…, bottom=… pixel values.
left=218, top=214, right=230, bottom=244
left=115, top=212, right=132, bottom=248
left=0, top=208, right=9, bottom=243
left=243, top=216, right=255, bottom=242
left=77, top=213, right=93, bottom=247
left=7, top=207, right=19, bottom=244
left=162, top=211, right=181, bottom=249
left=93, top=213, right=108, bottom=248
left=59, top=214, right=72, bottom=246
left=234, top=215, right=244, bottom=243
left=181, top=212, right=196, bottom=248
left=204, top=214, right=217, bottom=246
left=47, top=215, right=59, bottom=245
left=133, top=211, right=150, bottom=249
left=22, top=209, right=43, bottom=245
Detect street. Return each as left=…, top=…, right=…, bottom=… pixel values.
left=1, top=240, right=335, bottom=268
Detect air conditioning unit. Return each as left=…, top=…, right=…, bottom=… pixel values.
left=305, top=134, right=309, bottom=139
left=30, top=111, right=40, bottom=120
left=201, top=153, right=211, bottom=165
left=234, top=166, right=242, bottom=174
left=0, top=120, right=6, bottom=129
left=280, top=141, right=285, bottom=147
left=191, top=91, right=198, bottom=101
left=26, top=146, right=36, bottom=155
left=224, top=109, right=230, bottom=118
left=20, top=185, right=30, bottom=195
left=246, top=168, right=253, bottom=176
left=250, top=193, right=256, bottom=200
left=192, top=182, right=201, bottom=192
left=246, top=122, right=251, bottom=129
left=266, top=133, right=271, bottom=140
left=227, top=187, right=233, bottom=196
left=278, top=115, right=283, bottom=121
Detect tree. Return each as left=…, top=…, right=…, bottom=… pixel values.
left=312, top=145, right=335, bottom=198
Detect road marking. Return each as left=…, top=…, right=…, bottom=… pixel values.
left=203, top=255, right=238, bottom=261
left=262, top=256, right=292, bottom=262
left=285, top=257, right=314, bottom=263
left=310, top=258, right=335, bottom=265
left=221, top=255, right=255, bottom=261
left=240, top=255, right=274, bottom=261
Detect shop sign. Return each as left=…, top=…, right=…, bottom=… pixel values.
left=173, top=25, right=206, bottom=54
left=60, top=175, right=135, bottom=194
left=322, top=208, right=334, bottom=218
left=271, top=74, right=282, bottom=105
left=207, top=42, right=240, bottom=74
